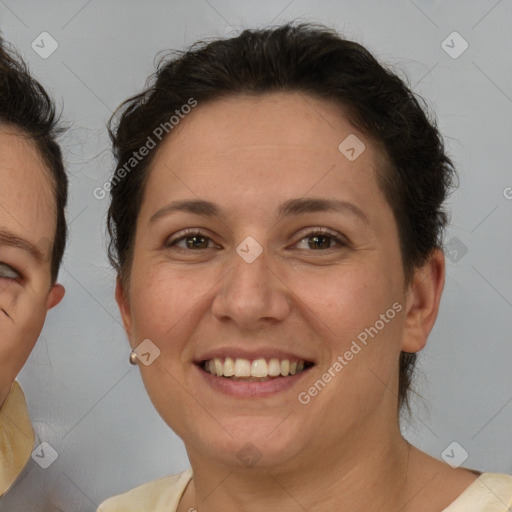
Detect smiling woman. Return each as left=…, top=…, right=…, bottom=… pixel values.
left=98, top=23, right=512, bottom=512
left=0, top=37, right=67, bottom=496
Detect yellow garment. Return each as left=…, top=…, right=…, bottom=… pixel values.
left=443, top=472, right=512, bottom=511
left=98, top=470, right=192, bottom=512
left=98, top=470, right=512, bottom=511
left=0, top=381, right=35, bottom=496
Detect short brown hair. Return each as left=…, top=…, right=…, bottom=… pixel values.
left=0, top=37, right=68, bottom=283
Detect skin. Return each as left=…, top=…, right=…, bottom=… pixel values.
left=117, top=93, right=478, bottom=511
left=0, top=127, right=64, bottom=408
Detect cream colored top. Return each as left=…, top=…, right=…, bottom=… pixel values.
left=98, top=470, right=512, bottom=511
left=0, top=381, right=35, bottom=496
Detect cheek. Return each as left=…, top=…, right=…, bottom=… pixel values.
left=288, top=259, right=405, bottom=406
left=0, top=304, right=46, bottom=383
left=129, top=264, right=212, bottom=342
left=0, top=334, right=38, bottom=373
left=0, top=278, right=21, bottom=305
left=289, top=262, right=397, bottom=340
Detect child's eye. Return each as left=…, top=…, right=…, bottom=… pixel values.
left=0, top=262, right=21, bottom=280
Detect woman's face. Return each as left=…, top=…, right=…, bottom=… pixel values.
left=0, top=127, right=64, bottom=406
left=118, top=93, right=439, bottom=470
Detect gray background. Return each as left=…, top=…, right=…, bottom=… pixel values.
left=0, top=0, right=511, bottom=510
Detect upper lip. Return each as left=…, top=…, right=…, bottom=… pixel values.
left=194, top=347, right=316, bottom=364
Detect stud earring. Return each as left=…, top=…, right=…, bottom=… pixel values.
left=129, top=351, right=138, bottom=365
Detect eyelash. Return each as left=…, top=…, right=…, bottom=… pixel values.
left=166, top=228, right=347, bottom=252
left=0, top=262, right=21, bottom=280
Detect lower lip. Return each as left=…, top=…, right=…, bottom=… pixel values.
left=194, top=364, right=312, bottom=398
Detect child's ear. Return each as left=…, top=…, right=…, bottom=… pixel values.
left=47, top=283, right=65, bottom=310
left=401, top=249, right=445, bottom=353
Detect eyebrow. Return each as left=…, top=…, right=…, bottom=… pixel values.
left=0, top=230, right=45, bottom=262
left=149, top=198, right=368, bottom=224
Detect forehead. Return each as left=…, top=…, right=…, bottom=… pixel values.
left=144, top=93, right=389, bottom=215
left=0, top=127, right=55, bottom=249
left=160, top=92, right=372, bottom=157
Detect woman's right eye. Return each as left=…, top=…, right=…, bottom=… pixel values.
left=166, top=230, right=219, bottom=251
left=0, top=262, right=21, bottom=280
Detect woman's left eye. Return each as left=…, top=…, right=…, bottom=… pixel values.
left=168, top=232, right=217, bottom=250
left=0, top=262, right=21, bottom=279
left=294, top=230, right=346, bottom=250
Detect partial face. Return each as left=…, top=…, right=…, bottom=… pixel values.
left=118, top=93, right=417, bottom=469
left=0, top=127, right=64, bottom=406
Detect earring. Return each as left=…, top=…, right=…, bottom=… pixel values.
left=129, top=351, right=138, bottom=365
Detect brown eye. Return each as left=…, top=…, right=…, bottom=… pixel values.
left=183, top=235, right=210, bottom=249
left=307, top=234, right=333, bottom=250
left=294, top=229, right=346, bottom=251
left=166, top=230, right=217, bottom=251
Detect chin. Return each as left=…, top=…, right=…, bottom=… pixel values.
left=184, top=415, right=309, bottom=470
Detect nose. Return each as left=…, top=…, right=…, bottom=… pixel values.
left=211, top=246, right=291, bottom=330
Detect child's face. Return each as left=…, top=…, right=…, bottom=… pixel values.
left=0, top=127, right=64, bottom=406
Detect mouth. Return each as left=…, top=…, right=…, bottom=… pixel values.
left=198, top=357, right=315, bottom=382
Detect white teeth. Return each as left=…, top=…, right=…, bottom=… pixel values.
left=214, top=359, right=223, bottom=377
left=234, top=358, right=251, bottom=377
left=268, top=358, right=281, bottom=377
left=203, top=357, right=310, bottom=378
left=223, top=357, right=235, bottom=377
left=251, top=359, right=268, bottom=378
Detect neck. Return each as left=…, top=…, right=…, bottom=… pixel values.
left=180, top=419, right=414, bottom=512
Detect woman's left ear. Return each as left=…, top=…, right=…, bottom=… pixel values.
left=115, top=276, right=133, bottom=339
left=401, top=248, right=445, bottom=353
left=47, top=283, right=65, bottom=310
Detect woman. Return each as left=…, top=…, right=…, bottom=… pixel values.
left=99, top=24, right=512, bottom=511
left=0, top=38, right=67, bottom=496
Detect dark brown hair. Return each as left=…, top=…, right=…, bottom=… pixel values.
left=0, top=37, right=68, bottom=283
left=107, top=23, right=456, bottom=411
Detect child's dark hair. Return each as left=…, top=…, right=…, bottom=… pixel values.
left=0, top=37, right=68, bottom=283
